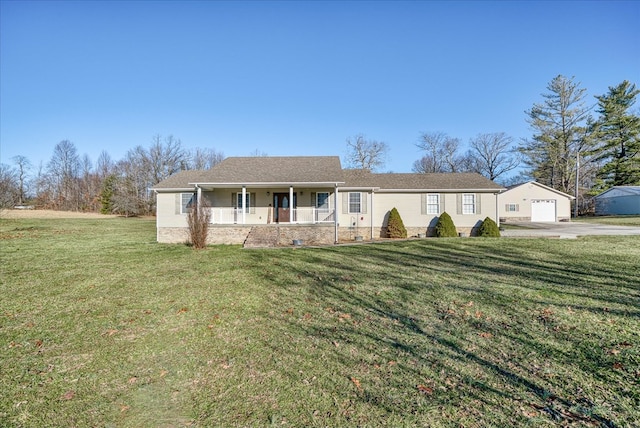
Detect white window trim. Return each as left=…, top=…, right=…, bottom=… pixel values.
left=181, top=193, right=195, bottom=214
left=462, top=193, right=475, bottom=215
left=236, top=192, right=251, bottom=214
left=427, top=194, right=440, bottom=215
left=316, top=192, right=330, bottom=212
left=348, top=192, right=362, bottom=214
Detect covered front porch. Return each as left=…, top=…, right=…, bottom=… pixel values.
left=193, top=184, right=338, bottom=226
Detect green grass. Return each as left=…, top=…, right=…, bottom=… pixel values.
left=1, top=217, right=639, bottom=427
left=578, top=215, right=640, bottom=226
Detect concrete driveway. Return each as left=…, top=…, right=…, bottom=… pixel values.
left=500, top=221, right=640, bottom=239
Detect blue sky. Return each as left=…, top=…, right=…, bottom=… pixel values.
left=1, top=0, right=638, bottom=174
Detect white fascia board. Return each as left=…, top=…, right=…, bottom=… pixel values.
left=337, top=186, right=381, bottom=191
left=154, top=187, right=195, bottom=192
left=374, top=188, right=505, bottom=193
left=191, top=181, right=345, bottom=188
left=515, top=181, right=575, bottom=199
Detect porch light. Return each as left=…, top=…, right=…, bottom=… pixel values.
left=266, top=191, right=270, bottom=196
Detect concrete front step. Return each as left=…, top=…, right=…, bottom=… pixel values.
left=243, top=226, right=280, bottom=248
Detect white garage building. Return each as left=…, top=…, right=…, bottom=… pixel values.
left=499, top=181, right=575, bottom=223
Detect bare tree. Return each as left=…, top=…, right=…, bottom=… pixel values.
left=148, top=135, right=188, bottom=183
left=187, top=196, right=211, bottom=249
left=344, top=134, right=389, bottom=171
left=468, top=133, right=520, bottom=181
left=11, top=155, right=31, bottom=205
left=248, top=149, right=269, bottom=157
left=46, top=140, right=81, bottom=210
left=413, top=132, right=466, bottom=173
left=188, top=147, right=225, bottom=170
left=0, top=163, right=18, bottom=209
left=95, top=150, right=115, bottom=179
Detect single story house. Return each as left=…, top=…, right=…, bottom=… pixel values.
left=594, top=186, right=640, bottom=215
left=152, top=156, right=505, bottom=246
left=498, top=181, right=574, bottom=222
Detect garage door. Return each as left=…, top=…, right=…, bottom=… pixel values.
left=531, top=199, right=556, bottom=222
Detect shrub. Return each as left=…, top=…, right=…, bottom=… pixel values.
left=434, top=212, right=457, bottom=237
left=187, top=197, right=211, bottom=249
left=387, top=207, right=407, bottom=238
left=477, top=217, right=501, bottom=237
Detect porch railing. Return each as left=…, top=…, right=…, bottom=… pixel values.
left=209, top=208, right=237, bottom=224
left=292, top=208, right=334, bottom=223
left=208, top=207, right=334, bottom=224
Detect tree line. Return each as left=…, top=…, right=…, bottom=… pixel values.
left=344, top=76, right=639, bottom=214
left=2, top=75, right=638, bottom=216
left=1, top=135, right=224, bottom=216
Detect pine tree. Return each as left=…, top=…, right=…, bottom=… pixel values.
left=99, top=174, right=117, bottom=214
left=520, top=75, right=593, bottom=194
left=590, top=80, right=640, bottom=191
left=434, top=212, right=457, bottom=237
left=387, top=207, right=407, bottom=238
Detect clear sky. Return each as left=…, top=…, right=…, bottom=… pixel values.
left=1, top=0, right=638, bottom=174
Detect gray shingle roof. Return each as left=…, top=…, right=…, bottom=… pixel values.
left=153, top=157, right=504, bottom=191
left=153, top=156, right=344, bottom=189
left=342, top=170, right=504, bottom=191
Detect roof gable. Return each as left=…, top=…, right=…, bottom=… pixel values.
left=595, top=186, right=640, bottom=199
left=503, top=181, right=575, bottom=199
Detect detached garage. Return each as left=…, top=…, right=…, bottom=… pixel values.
left=594, top=186, right=640, bottom=215
left=499, top=181, right=574, bottom=223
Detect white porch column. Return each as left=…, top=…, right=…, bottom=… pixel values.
left=334, top=185, right=339, bottom=244
left=289, top=186, right=294, bottom=223
left=242, top=186, right=246, bottom=225
left=196, top=186, right=202, bottom=211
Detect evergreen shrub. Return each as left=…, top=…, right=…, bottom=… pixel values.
left=387, top=207, right=407, bottom=238
left=477, top=217, right=501, bottom=237
left=434, top=212, right=457, bottom=237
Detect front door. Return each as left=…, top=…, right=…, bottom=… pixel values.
left=273, top=193, right=296, bottom=223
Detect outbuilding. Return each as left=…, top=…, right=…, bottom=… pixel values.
left=498, top=181, right=574, bottom=223
left=594, top=186, right=640, bottom=215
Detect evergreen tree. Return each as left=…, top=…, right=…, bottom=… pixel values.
left=477, top=217, right=500, bottom=237
left=387, top=207, right=407, bottom=238
left=590, top=80, right=640, bottom=190
left=520, top=75, right=593, bottom=194
left=434, top=212, right=457, bottom=237
left=99, top=174, right=117, bottom=214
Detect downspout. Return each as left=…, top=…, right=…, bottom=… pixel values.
left=495, top=192, right=500, bottom=228
left=334, top=184, right=339, bottom=244
left=370, top=189, right=374, bottom=241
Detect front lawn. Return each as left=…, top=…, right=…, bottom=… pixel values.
left=1, top=217, right=638, bottom=427
left=577, top=215, right=640, bottom=226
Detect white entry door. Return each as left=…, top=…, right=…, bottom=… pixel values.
left=531, top=199, right=556, bottom=222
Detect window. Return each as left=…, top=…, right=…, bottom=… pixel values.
left=506, top=203, right=519, bottom=212
left=462, top=194, right=475, bottom=214
left=427, top=194, right=440, bottom=214
left=181, top=193, right=195, bottom=214
left=349, top=192, right=361, bottom=214
left=316, top=192, right=330, bottom=212
left=236, top=192, right=251, bottom=213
